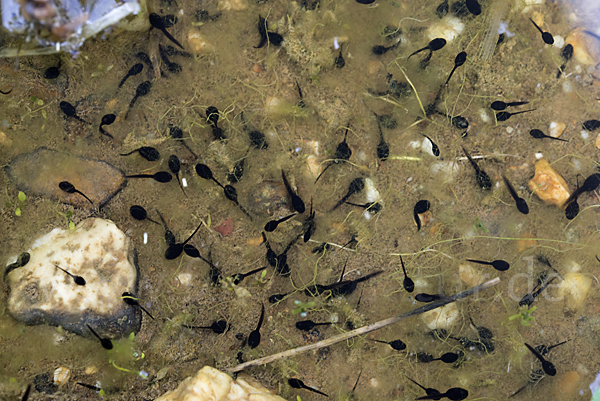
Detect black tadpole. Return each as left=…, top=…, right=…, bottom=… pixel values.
left=407, top=38, right=446, bottom=59
left=182, top=319, right=228, bottom=334
left=466, top=258, right=510, bottom=271
left=436, top=0, right=449, bottom=18
left=502, top=175, right=529, bottom=214
left=557, top=44, right=574, bottom=78
left=169, top=125, right=198, bottom=159
left=400, top=255, right=414, bottom=292
left=529, top=128, right=568, bottom=142
left=86, top=324, right=113, bottom=350
left=432, top=352, right=461, bottom=363
left=120, top=146, right=160, bottom=161
left=496, top=109, right=536, bottom=121
left=255, top=15, right=283, bottom=48
left=4, top=252, right=30, bottom=280
left=206, top=106, right=226, bottom=141
left=372, top=42, right=400, bottom=55
left=168, top=155, right=187, bottom=197
left=445, top=51, right=467, bottom=86
left=490, top=100, right=530, bottom=111
left=345, top=201, right=382, bottom=214
left=149, top=13, right=184, bottom=49
left=302, top=198, right=316, bottom=242
left=59, top=181, right=93, bottom=204
left=241, top=112, right=268, bottom=149
left=465, top=0, right=481, bottom=15
left=130, top=205, right=159, bottom=224
left=164, top=221, right=203, bottom=260
left=282, top=170, right=305, bottom=213
left=335, top=44, right=345, bottom=68
left=530, top=18, right=554, bottom=45
left=264, top=213, right=297, bottom=232
left=60, top=101, right=89, bottom=124
left=55, top=264, right=86, bottom=285
left=415, top=293, right=444, bottom=303
left=183, top=244, right=223, bottom=284
left=415, top=387, right=468, bottom=401
left=314, top=126, right=352, bottom=183
left=248, top=303, right=264, bottom=348
left=126, top=171, right=172, bottom=183
left=331, top=177, right=365, bottom=211
left=118, top=63, right=143, bottom=88
left=462, top=147, right=492, bottom=190
left=122, top=292, right=154, bottom=320
left=414, top=199, right=430, bottom=231
left=288, top=378, right=329, bottom=397
left=374, top=112, right=390, bottom=161
left=369, top=338, right=406, bottom=350
left=125, top=81, right=152, bottom=118
left=565, top=176, right=580, bottom=220
left=44, top=65, right=60, bottom=79
left=231, top=267, right=265, bottom=285
left=295, top=319, right=333, bottom=331
left=525, top=343, right=557, bottom=376
left=99, top=113, right=116, bottom=139
left=405, top=376, right=440, bottom=397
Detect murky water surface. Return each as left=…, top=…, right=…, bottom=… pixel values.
left=2, top=0, right=600, bottom=400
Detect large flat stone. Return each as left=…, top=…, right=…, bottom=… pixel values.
left=4, top=147, right=126, bottom=210
left=5, top=218, right=141, bottom=338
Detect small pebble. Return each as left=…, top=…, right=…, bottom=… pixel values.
left=549, top=122, right=566, bottom=138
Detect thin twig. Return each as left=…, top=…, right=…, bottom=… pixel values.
left=227, top=277, right=500, bottom=373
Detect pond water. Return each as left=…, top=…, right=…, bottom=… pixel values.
left=1, top=0, right=600, bottom=400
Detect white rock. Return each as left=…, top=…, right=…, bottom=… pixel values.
left=155, top=366, right=285, bottom=401
left=364, top=178, right=381, bottom=203
left=421, top=138, right=435, bottom=157
left=5, top=218, right=140, bottom=337
left=421, top=303, right=459, bottom=330
left=427, top=16, right=464, bottom=43
left=557, top=271, right=591, bottom=314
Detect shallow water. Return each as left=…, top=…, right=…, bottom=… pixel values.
left=1, top=0, right=600, bottom=400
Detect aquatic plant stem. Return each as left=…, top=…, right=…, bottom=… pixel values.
left=227, top=277, right=500, bottom=373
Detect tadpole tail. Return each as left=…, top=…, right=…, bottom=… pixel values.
left=99, top=125, right=114, bottom=139
left=162, top=29, right=185, bottom=50
left=314, top=162, right=333, bottom=183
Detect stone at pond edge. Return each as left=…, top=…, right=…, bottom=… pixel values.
left=528, top=159, right=571, bottom=208
left=4, top=147, right=126, bottom=210
left=155, top=366, right=285, bottom=401
left=5, top=218, right=141, bottom=338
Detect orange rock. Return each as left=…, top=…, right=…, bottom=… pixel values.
left=528, top=159, right=571, bottom=208
left=246, top=236, right=263, bottom=247
left=553, top=371, right=581, bottom=400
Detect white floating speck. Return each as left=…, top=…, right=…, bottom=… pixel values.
left=563, top=80, right=572, bottom=93
left=479, top=109, right=491, bottom=123
left=409, top=140, right=421, bottom=149
left=182, top=177, right=188, bottom=187
left=581, top=130, right=589, bottom=140
left=506, top=126, right=514, bottom=134
left=364, top=211, right=371, bottom=220
left=143, top=232, right=148, bottom=244
left=535, top=152, right=544, bottom=159
left=334, top=37, right=340, bottom=50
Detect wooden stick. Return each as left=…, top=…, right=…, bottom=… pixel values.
left=228, top=277, right=500, bottom=373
